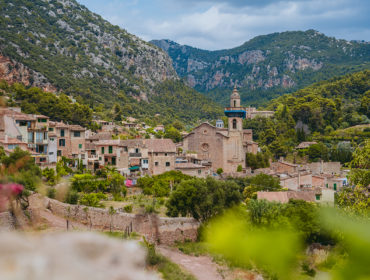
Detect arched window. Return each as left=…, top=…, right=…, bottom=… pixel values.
left=234, top=100, right=236, bottom=107
left=233, top=119, right=237, bottom=129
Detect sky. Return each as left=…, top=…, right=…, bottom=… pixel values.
left=77, top=0, right=370, bottom=50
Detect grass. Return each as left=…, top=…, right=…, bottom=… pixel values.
left=176, top=241, right=210, bottom=257
left=102, top=194, right=168, bottom=216
left=103, top=230, right=140, bottom=240
left=156, top=255, right=197, bottom=280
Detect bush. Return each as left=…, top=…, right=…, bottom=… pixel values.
left=65, top=189, right=79, bottom=205
left=47, top=187, right=56, bottom=199
left=166, top=177, right=242, bottom=221
left=79, top=192, right=107, bottom=208
left=123, top=204, right=133, bottom=213
left=145, top=204, right=157, bottom=214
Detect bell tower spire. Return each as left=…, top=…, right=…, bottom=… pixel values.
left=224, top=87, right=246, bottom=131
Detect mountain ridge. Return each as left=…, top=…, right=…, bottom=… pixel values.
left=0, top=0, right=223, bottom=122
left=151, top=30, right=370, bottom=106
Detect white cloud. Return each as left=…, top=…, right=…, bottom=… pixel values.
left=139, top=0, right=369, bottom=49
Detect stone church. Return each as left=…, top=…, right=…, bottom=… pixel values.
left=182, top=87, right=258, bottom=173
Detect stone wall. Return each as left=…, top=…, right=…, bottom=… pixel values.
left=42, top=196, right=199, bottom=244
left=308, top=161, right=341, bottom=175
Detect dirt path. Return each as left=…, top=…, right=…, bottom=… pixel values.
left=158, top=246, right=224, bottom=280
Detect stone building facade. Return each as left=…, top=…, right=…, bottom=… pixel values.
left=182, top=87, right=258, bottom=173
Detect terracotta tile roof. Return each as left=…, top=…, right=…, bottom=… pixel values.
left=145, top=139, right=176, bottom=153
left=175, top=162, right=205, bottom=169
left=69, top=125, right=85, bottom=131
left=94, top=140, right=121, bottom=146
left=88, top=132, right=113, bottom=141
left=54, top=122, right=69, bottom=128
left=35, top=114, right=49, bottom=119
left=0, top=137, right=25, bottom=144
left=257, top=191, right=316, bottom=203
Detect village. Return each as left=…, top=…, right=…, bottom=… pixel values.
left=0, top=87, right=347, bottom=205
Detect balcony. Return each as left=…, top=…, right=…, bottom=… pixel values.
left=129, top=153, right=142, bottom=157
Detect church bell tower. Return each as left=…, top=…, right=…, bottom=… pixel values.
left=224, top=86, right=246, bottom=131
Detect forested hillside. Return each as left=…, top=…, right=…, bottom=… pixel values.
left=245, top=70, right=370, bottom=159
left=0, top=0, right=222, bottom=122
left=152, top=30, right=370, bottom=106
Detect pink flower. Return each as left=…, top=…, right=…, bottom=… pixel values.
left=8, top=183, right=24, bottom=195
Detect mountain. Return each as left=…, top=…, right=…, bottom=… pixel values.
left=151, top=30, right=370, bottom=106
left=0, top=0, right=222, bottom=122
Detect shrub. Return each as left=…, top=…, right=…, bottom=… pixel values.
left=65, top=189, right=79, bottom=205
left=79, top=192, right=107, bottom=208
left=123, top=204, right=133, bottom=213
left=47, top=187, right=56, bottom=199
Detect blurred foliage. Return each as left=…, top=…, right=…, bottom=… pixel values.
left=206, top=206, right=370, bottom=279
left=166, top=177, right=241, bottom=221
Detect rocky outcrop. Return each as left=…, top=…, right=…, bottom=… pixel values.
left=0, top=55, right=57, bottom=92
left=0, top=0, right=178, bottom=102
left=151, top=30, right=370, bottom=103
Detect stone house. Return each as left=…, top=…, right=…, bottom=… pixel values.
left=279, top=171, right=312, bottom=190
left=182, top=87, right=258, bottom=173
left=0, top=108, right=50, bottom=164
left=49, top=121, right=85, bottom=160
left=174, top=162, right=210, bottom=178
left=94, top=140, right=129, bottom=169
left=271, top=160, right=299, bottom=174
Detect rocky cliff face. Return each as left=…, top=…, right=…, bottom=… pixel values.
left=0, top=0, right=178, bottom=103
left=151, top=30, right=370, bottom=105
left=0, top=54, right=56, bottom=92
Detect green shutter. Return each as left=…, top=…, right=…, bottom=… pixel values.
left=101, top=147, right=104, bottom=154
left=109, top=146, right=113, bottom=154
left=79, top=144, right=82, bottom=149
left=315, top=194, right=320, bottom=200
left=334, top=183, right=337, bottom=191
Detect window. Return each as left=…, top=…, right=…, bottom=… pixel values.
left=135, top=148, right=139, bottom=153
left=315, top=194, right=321, bottom=201
left=109, top=146, right=113, bottom=154
left=165, top=153, right=168, bottom=156
left=48, top=127, right=54, bottom=132
left=198, top=170, right=202, bottom=174
left=124, top=146, right=128, bottom=152
left=44, top=132, right=48, bottom=140
left=334, top=183, right=337, bottom=191
left=59, top=139, right=65, bottom=147
left=60, top=129, right=65, bottom=137
left=28, top=132, right=33, bottom=142
left=38, top=118, right=47, bottom=123
left=166, top=162, right=170, bottom=167
left=234, top=100, right=236, bottom=107
left=101, top=147, right=105, bottom=154
left=36, top=132, right=43, bottom=142
left=49, top=152, right=54, bottom=155
left=8, top=144, right=18, bottom=150
left=326, top=183, right=328, bottom=188
left=233, top=119, right=237, bottom=129
left=143, top=159, right=148, bottom=164
left=50, top=138, right=54, bottom=141
left=155, top=162, right=159, bottom=166
left=73, top=131, right=81, bottom=137
left=112, top=157, right=116, bottom=165
left=79, top=144, right=82, bottom=149
left=57, top=150, right=62, bottom=156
